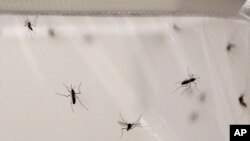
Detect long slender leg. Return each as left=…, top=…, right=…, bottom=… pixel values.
left=119, top=114, right=127, bottom=123
left=78, top=83, right=82, bottom=94
left=134, top=114, right=142, bottom=123
left=23, top=16, right=28, bottom=26
left=56, top=93, right=71, bottom=97
left=193, top=82, right=200, bottom=92
left=119, top=128, right=126, bottom=139
left=71, top=101, right=75, bottom=113
left=29, top=31, right=33, bottom=40
left=181, top=83, right=191, bottom=95
left=75, top=83, right=82, bottom=94
left=76, top=96, right=89, bottom=111
left=33, top=15, right=38, bottom=27
left=63, top=83, right=71, bottom=93
left=132, top=114, right=142, bottom=129
left=188, top=67, right=191, bottom=78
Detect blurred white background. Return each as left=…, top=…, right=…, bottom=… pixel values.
left=0, top=16, right=249, bottom=141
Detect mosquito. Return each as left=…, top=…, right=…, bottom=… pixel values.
left=57, top=83, right=88, bottom=112
left=174, top=68, right=200, bottom=95
left=118, top=114, right=143, bottom=139
left=226, top=43, right=235, bottom=52
left=24, top=16, right=38, bottom=38
left=239, top=94, right=247, bottom=108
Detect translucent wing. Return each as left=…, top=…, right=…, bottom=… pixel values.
left=132, top=122, right=141, bottom=127
left=118, top=121, right=127, bottom=126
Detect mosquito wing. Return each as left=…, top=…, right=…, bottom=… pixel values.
left=132, top=122, right=141, bottom=126
left=118, top=121, right=127, bottom=126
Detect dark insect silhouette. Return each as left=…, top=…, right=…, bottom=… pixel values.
left=24, top=16, right=38, bottom=38
left=24, top=16, right=38, bottom=31
left=239, top=94, right=247, bottom=108
left=226, top=43, right=235, bottom=52
left=118, top=114, right=143, bottom=139
left=57, top=83, right=88, bottom=112
left=174, top=68, right=199, bottom=95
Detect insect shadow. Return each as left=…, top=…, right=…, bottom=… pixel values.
left=57, top=83, right=88, bottom=112
left=118, top=114, right=143, bottom=139
left=23, top=16, right=38, bottom=39
left=199, top=93, right=206, bottom=103
left=239, top=94, right=247, bottom=108
left=174, top=68, right=200, bottom=95
left=173, top=24, right=181, bottom=32
left=48, top=28, right=56, bottom=37
left=189, top=111, right=199, bottom=123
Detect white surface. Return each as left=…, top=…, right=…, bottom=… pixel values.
left=0, top=0, right=246, bottom=17
left=0, top=16, right=250, bottom=141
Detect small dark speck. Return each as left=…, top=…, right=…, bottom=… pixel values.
left=227, top=43, right=235, bottom=52
left=199, top=93, right=206, bottom=103
left=239, top=94, right=247, bottom=108
left=48, top=28, right=55, bottom=37
left=83, top=34, right=93, bottom=43
left=190, top=112, right=199, bottom=123
left=173, top=24, right=181, bottom=31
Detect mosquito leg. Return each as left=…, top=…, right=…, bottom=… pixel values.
left=181, top=84, right=191, bottom=95
left=75, top=83, right=82, bottom=94
left=119, top=114, right=127, bottom=123
left=134, top=114, right=142, bottom=123
left=77, top=83, right=82, bottom=94
left=193, top=82, right=200, bottom=92
left=76, top=96, right=89, bottom=111
left=33, top=15, right=38, bottom=27
left=71, top=101, right=75, bottom=113
left=29, top=31, right=33, bottom=40
left=56, top=93, right=71, bottom=97
left=23, top=16, right=28, bottom=26
left=119, top=128, right=126, bottom=139
left=63, top=83, right=71, bottom=93
left=188, top=67, right=191, bottom=78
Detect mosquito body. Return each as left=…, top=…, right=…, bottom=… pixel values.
left=239, top=94, right=247, bottom=108
left=181, top=77, right=196, bottom=85
left=24, top=16, right=38, bottom=38
left=26, top=21, right=33, bottom=31
left=57, top=83, right=88, bottom=112
left=227, top=43, right=235, bottom=52
left=174, top=68, right=199, bottom=95
left=118, top=114, right=142, bottom=139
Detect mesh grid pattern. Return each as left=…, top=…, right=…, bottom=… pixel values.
left=0, top=0, right=246, bottom=17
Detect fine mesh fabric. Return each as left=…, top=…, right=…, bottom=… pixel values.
left=0, top=0, right=246, bottom=17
